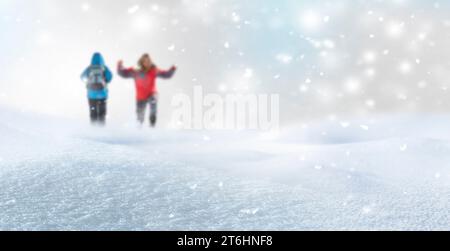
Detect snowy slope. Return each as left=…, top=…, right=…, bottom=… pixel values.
left=0, top=106, right=449, bottom=230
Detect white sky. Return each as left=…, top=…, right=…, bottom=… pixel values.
left=1, top=0, right=450, bottom=126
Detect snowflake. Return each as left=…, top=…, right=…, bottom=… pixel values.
left=81, top=3, right=91, bottom=12
left=276, top=53, right=293, bottom=64
left=128, top=5, right=140, bottom=14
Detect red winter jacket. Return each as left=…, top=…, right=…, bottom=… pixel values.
left=118, top=63, right=176, bottom=101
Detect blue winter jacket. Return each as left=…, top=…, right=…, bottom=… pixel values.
left=81, top=53, right=113, bottom=100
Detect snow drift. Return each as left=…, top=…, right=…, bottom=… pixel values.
left=0, top=106, right=449, bottom=230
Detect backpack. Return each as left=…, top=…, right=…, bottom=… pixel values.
left=87, top=65, right=107, bottom=91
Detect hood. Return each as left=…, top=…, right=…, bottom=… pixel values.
left=91, top=52, right=105, bottom=66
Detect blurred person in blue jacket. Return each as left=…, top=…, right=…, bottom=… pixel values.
left=81, top=53, right=113, bottom=125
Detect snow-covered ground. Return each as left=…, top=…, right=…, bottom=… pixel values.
left=0, top=106, right=449, bottom=230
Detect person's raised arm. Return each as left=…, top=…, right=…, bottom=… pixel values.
left=117, top=60, right=135, bottom=79
left=157, top=65, right=177, bottom=79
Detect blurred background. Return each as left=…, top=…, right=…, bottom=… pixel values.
left=1, top=0, right=450, bottom=127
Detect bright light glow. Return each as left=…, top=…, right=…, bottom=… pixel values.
left=399, top=61, right=412, bottom=74
left=276, top=53, right=293, bottom=64
left=363, top=51, right=377, bottom=63
left=231, top=12, right=240, bottom=23
left=243, top=68, right=253, bottom=78
left=323, top=39, right=335, bottom=49
left=151, top=4, right=160, bottom=12
left=344, top=78, right=361, bottom=94
left=299, top=85, right=309, bottom=93
left=132, top=14, right=154, bottom=33
left=81, top=3, right=91, bottom=12
left=365, top=99, right=376, bottom=108
left=36, top=32, right=54, bottom=46
left=365, top=68, right=376, bottom=77
left=387, top=21, right=405, bottom=37
left=300, top=10, right=322, bottom=31
left=128, top=5, right=140, bottom=14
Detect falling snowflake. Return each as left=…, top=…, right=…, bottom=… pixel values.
left=400, top=144, right=408, bottom=152
left=128, top=5, right=140, bottom=14
left=81, top=3, right=91, bottom=12
left=314, top=165, right=323, bottom=170
left=276, top=53, right=293, bottom=64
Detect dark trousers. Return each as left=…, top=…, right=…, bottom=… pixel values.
left=137, top=95, right=158, bottom=127
left=88, top=99, right=107, bottom=125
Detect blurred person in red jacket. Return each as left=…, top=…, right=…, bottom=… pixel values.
left=118, top=54, right=177, bottom=127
